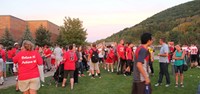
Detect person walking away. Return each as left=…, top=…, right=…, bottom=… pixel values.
left=189, top=44, right=198, bottom=68
left=53, top=44, right=63, bottom=69
left=13, top=40, right=43, bottom=94
left=44, top=45, right=52, bottom=71
left=89, top=44, right=101, bottom=79
left=125, top=42, right=134, bottom=76
left=62, top=45, right=77, bottom=90
left=132, top=33, right=153, bottom=94
left=0, top=44, right=6, bottom=85
left=173, top=45, right=185, bottom=88
left=155, top=38, right=170, bottom=87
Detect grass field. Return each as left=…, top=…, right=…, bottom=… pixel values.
left=1, top=60, right=200, bottom=94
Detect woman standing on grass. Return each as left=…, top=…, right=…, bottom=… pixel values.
left=173, top=45, right=185, bottom=88
left=106, top=45, right=115, bottom=72
left=13, top=40, right=43, bottom=94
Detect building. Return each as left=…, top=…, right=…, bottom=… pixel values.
left=0, top=15, right=59, bottom=42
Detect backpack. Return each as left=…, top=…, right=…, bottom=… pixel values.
left=91, top=49, right=99, bottom=63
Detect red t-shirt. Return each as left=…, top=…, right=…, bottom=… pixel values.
left=106, top=48, right=115, bottom=63
left=0, top=49, right=6, bottom=62
left=7, top=50, right=14, bottom=59
left=63, top=50, right=77, bottom=70
left=117, top=44, right=125, bottom=59
left=44, top=48, right=52, bottom=58
left=126, top=47, right=133, bottom=60
left=13, top=50, right=43, bottom=80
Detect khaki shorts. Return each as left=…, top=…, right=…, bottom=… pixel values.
left=18, top=77, right=40, bottom=92
left=0, top=59, right=3, bottom=71
left=90, top=62, right=99, bottom=71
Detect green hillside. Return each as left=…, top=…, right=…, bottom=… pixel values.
left=98, top=0, right=200, bottom=45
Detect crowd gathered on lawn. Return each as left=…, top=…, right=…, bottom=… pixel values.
left=0, top=33, right=199, bottom=94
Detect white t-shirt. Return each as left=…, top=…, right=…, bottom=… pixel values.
left=190, top=46, right=198, bottom=55
left=54, top=47, right=63, bottom=60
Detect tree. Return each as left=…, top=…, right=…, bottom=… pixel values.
left=56, top=31, right=65, bottom=47
left=35, top=25, right=51, bottom=47
left=20, top=26, right=35, bottom=45
left=59, top=17, right=87, bottom=46
left=0, top=28, right=14, bottom=47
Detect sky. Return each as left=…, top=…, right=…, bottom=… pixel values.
left=0, top=0, right=193, bottom=42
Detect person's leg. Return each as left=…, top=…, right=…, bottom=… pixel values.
left=111, top=63, right=114, bottom=72
left=174, top=66, right=178, bottom=85
left=23, top=90, right=30, bottom=94
left=70, top=71, right=74, bottom=90
left=158, top=63, right=164, bottom=84
left=47, top=57, right=52, bottom=70
left=29, top=89, right=37, bottom=94
left=90, top=63, right=95, bottom=78
left=62, top=71, right=68, bottom=87
left=120, top=58, right=125, bottom=74
left=95, top=63, right=101, bottom=77
left=164, top=63, right=170, bottom=85
left=107, top=63, right=110, bottom=72
left=74, top=68, right=79, bottom=83
left=149, top=61, right=154, bottom=74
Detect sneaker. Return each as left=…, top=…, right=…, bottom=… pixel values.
left=108, top=70, right=110, bottom=72
left=175, top=84, right=178, bottom=88
left=4, top=78, right=7, bottom=81
left=95, top=73, right=98, bottom=76
left=99, top=76, right=102, bottom=78
left=180, top=84, right=184, bottom=88
left=91, top=77, right=95, bottom=79
left=111, top=69, right=114, bottom=73
left=124, top=74, right=127, bottom=76
left=165, top=84, right=170, bottom=87
left=88, top=73, right=91, bottom=76
left=155, top=83, right=161, bottom=87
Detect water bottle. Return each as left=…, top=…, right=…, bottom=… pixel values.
left=145, top=84, right=150, bottom=94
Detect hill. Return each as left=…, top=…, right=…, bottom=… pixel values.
left=98, top=0, right=200, bottom=45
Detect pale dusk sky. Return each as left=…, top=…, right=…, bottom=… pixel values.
left=0, top=0, right=192, bottom=42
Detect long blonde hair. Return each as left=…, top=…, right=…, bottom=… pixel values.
left=22, top=40, right=34, bottom=51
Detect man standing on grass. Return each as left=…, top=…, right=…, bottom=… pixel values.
left=132, top=33, right=153, bottom=94
left=155, top=38, right=170, bottom=87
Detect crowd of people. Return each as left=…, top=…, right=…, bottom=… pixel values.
left=0, top=33, right=199, bottom=94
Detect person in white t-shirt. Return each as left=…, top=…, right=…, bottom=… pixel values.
left=53, top=44, right=63, bottom=68
left=189, top=44, right=198, bottom=68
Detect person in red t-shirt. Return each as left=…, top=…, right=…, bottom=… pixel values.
left=106, top=45, right=115, bottom=72
left=88, top=44, right=101, bottom=79
left=43, top=45, right=52, bottom=71
left=124, top=42, right=134, bottom=76
left=13, top=40, right=43, bottom=94
left=62, top=45, right=77, bottom=90
left=117, top=39, right=126, bottom=74
left=0, top=44, right=6, bottom=85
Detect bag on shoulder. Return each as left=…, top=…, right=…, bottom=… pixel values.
left=91, top=49, right=99, bottom=63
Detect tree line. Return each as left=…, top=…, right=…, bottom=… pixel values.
left=0, top=17, right=87, bottom=47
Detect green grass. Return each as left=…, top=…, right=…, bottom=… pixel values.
left=1, top=60, right=200, bottom=94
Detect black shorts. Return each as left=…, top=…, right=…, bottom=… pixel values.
left=132, top=82, right=152, bottom=94
left=120, top=58, right=126, bottom=64
left=191, top=55, right=197, bottom=63
left=174, top=65, right=183, bottom=74
left=64, top=70, right=74, bottom=79
left=126, top=60, right=132, bottom=67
